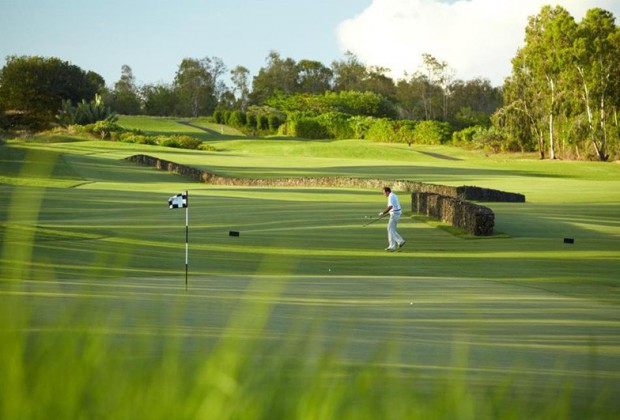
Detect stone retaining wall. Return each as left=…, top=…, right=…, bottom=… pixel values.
left=126, top=154, right=522, bottom=237
left=126, top=154, right=525, bottom=202
left=411, top=192, right=495, bottom=236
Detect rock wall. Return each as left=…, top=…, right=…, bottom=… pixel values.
left=126, top=154, right=523, bottom=236
left=411, top=192, right=495, bottom=236
left=126, top=154, right=525, bottom=201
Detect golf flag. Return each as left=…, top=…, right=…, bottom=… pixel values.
left=168, top=191, right=189, bottom=290
left=169, top=192, right=188, bottom=209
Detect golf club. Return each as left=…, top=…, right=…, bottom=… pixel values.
left=363, top=213, right=387, bottom=227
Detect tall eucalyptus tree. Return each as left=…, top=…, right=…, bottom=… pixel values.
left=230, top=65, right=250, bottom=111
left=503, top=6, right=577, bottom=159
left=112, top=64, right=142, bottom=115
left=573, top=8, right=620, bottom=161
left=173, top=57, right=225, bottom=117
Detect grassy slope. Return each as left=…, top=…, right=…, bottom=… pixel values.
left=2, top=118, right=620, bottom=418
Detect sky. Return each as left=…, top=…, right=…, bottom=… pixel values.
left=1, top=0, right=619, bottom=89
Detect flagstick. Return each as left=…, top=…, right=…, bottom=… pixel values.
left=185, top=190, right=189, bottom=291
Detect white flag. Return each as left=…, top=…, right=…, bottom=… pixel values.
left=168, top=192, right=188, bottom=209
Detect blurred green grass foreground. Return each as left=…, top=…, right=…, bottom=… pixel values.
left=2, top=123, right=620, bottom=419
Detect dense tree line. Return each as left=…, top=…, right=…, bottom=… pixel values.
left=0, top=51, right=500, bottom=136
left=2, top=5, right=619, bottom=160
left=0, top=56, right=104, bottom=129
left=97, top=50, right=501, bottom=131
left=496, top=6, right=620, bottom=161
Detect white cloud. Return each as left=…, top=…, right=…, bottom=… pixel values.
left=337, top=0, right=620, bottom=86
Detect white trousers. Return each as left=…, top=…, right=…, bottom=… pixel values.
left=387, top=212, right=404, bottom=249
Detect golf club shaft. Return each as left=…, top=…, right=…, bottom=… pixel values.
left=363, top=214, right=386, bottom=227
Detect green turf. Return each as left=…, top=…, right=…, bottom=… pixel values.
left=1, top=121, right=620, bottom=418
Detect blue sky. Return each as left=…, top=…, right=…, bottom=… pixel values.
left=1, top=0, right=619, bottom=88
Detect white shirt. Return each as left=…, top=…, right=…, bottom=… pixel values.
left=387, top=192, right=401, bottom=214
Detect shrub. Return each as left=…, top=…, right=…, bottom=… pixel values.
left=157, top=135, right=202, bottom=149
left=315, top=112, right=354, bottom=139
left=119, top=132, right=156, bottom=145
left=56, top=95, right=118, bottom=127
left=228, top=110, right=247, bottom=127
left=472, top=126, right=507, bottom=153
left=246, top=113, right=257, bottom=129
left=452, top=125, right=485, bottom=146
left=212, top=110, right=225, bottom=124
left=413, top=120, right=452, bottom=145
left=348, top=116, right=373, bottom=139
left=268, top=114, right=283, bottom=132
left=92, top=120, right=122, bottom=140
left=221, top=110, right=231, bottom=125
left=395, top=120, right=418, bottom=145
left=290, top=118, right=330, bottom=139
left=256, top=115, right=269, bottom=131
left=199, top=143, right=217, bottom=152
left=365, top=118, right=397, bottom=142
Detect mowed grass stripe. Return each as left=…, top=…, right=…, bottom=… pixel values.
left=3, top=125, right=620, bottom=417
left=6, top=274, right=619, bottom=399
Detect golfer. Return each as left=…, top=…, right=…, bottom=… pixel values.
left=379, top=187, right=406, bottom=252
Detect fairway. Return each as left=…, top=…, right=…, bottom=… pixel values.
left=2, top=121, right=620, bottom=418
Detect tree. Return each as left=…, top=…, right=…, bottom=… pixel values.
left=419, top=53, right=454, bottom=122
left=331, top=51, right=368, bottom=92
left=502, top=51, right=548, bottom=158
left=398, top=71, right=443, bottom=121
left=573, top=8, right=620, bottom=161
left=112, top=64, right=142, bottom=115
left=0, top=55, right=103, bottom=128
left=499, top=6, right=620, bottom=160
left=522, top=6, right=577, bottom=159
left=331, top=54, right=396, bottom=116
left=296, top=60, right=333, bottom=94
left=499, top=6, right=579, bottom=159
left=363, top=66, right=397, bottom=102
left=142, top=83, right=178, bottom=116
left=250, top=51, right=298, bottom=104
left=449, top=78, right=503, bottom=128
left=230, top=65, right=250, bottom=110
left=394, top=76, right=428, bottom=120
left=173, top=57, right=224, bottom=117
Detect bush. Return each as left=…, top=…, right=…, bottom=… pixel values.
left=119, top=132, right=156, bottom=145
left=268, top=114, right=283, bottom=132
left=395, top=120, right=418, bottom=145
left=228, top=110, right=247, bottom=127
left=92, top=120, right=122, bottom=140
left=472, top=126, right=507, bottom=153
left=56, top=95, right=117, bottom=127
left=157, top=135, right=202, bottom=149
left=452, top=125, right=485, bottom=146
left=246, top=113, right=257, bottom=130
left=199, top=143, right=217, bottom=152
left=212, top=110, right=225, bottom=124
left=365, top=118, right=397, bottom=142
left=413, top=120, right=452, bottom=145
left=290, top=118, right=330, bottom=139
left=348, top=116, right=373, bottom=139
left=315, top=112, right=354, bottom=139
left=256, top=115, right=269, bottom=131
